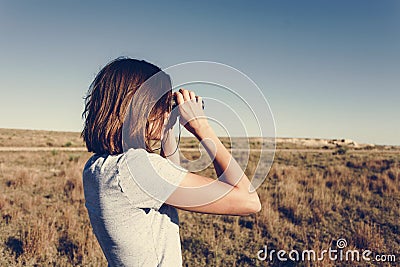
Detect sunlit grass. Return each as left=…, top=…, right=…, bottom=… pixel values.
left=0, top=130, right=399, bottom=266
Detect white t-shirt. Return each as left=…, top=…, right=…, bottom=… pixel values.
left=83, top=148, right=188, bottom=267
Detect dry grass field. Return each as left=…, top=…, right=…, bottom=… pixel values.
left=0, top=129, right=399, bottom=266
left=0, top=129, right=85, bottom=148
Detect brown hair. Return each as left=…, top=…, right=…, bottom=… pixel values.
left=81, top=57, right=172, bottom=155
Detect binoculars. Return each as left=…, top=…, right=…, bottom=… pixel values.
left=171, top=97, right=205, bottom=110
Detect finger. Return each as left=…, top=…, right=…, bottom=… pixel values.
left=175, top=91, right=184, bottom=105
left=179, top=88, right=190, bottom=101
left=196, top=95, right=202, bottom=104
left=189, top=91, right=196, bottom=101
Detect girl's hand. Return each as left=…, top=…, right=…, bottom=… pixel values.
left=174, top=89, right=209, bottom=137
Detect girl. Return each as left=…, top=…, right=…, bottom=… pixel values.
left=82, top=57, right=261, bottom=266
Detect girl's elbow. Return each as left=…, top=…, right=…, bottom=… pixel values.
left=253, top=199, right=262, bottom=213
left=241, top=195, right=262, bottom=215
left=249, top=198, right=262, bottom=214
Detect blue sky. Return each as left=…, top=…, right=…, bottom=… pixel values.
left=0, top=0, right=399, bottom=145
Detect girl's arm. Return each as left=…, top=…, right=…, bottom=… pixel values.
left=165, top=89, right=261, bottom=216
left=160, top=127, right=180, bottom=166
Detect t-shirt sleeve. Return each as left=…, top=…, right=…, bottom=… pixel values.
left=117, top=149, right=188, bottom=210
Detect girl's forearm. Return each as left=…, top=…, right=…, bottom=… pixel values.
left=160, top=129, right=180, bottom=165
left=195, top=126, right=252, bottom=191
